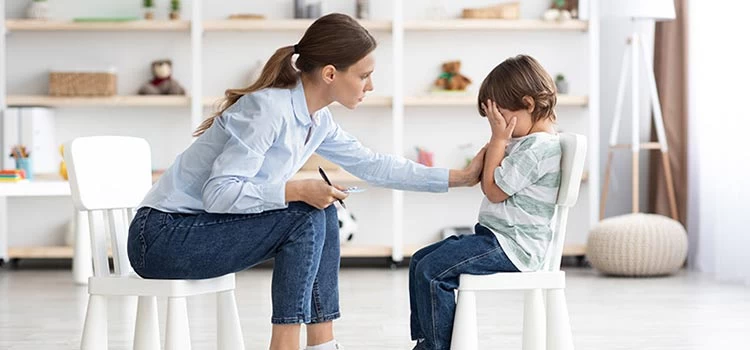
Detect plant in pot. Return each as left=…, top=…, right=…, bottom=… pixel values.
left=170, top=0, right=181, bottom=20
left=555, top=74, right=569, bottom=94
left=143, top=0, right=155, bottom=20
left=26, top=0, right=50, bottom=20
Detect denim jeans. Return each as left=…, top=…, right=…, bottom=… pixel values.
left=409, top=223, right=520, bottom=350
left=127, top=201, right=341, bottom=325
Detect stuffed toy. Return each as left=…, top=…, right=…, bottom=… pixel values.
left=543, top=0, right=578, bottom=21
left=434, top=60, right=472, bottom=91
left=138, top=59, right=186, bottom=95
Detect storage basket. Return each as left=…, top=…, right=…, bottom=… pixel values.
left=49, top=71, right=117, bottom=96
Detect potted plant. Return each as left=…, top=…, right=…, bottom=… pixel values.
left=170, top=0, right=181, bottom=20
left=555, top=74, right=569, bottom=94
left=26, top=0, right=50, bottom=20
left=143, top=0, right=155, bottom=20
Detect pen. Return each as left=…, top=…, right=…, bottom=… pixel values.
left=318, top=166, right=346, bottom=209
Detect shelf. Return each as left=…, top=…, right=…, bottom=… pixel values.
left=203, top=95, right=392, bottom=108
left=203, top=19, right=391, bottom=32
left=5, top=19, right=191, bottom=32
left=7, top=95, right=192, bottom=107
left=7, top=244, right=584, bottom=260
left=404, top=19, right=588, bottom=32
left=292, top=170, right=364, bottom=183
left=0, top=178, right=71, bottom=197
left=405, top=94, right=588, bottom=107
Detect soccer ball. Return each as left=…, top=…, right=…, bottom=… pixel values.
left=336, top=203, right=357, bottom=244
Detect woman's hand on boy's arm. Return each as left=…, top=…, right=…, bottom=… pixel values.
left=449, top=145, right=487, bottom=187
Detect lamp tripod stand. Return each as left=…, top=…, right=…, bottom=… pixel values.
left=600, top=30, right=678, bottom=221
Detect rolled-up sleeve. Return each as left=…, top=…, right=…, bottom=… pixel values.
left=201, top=107, right=287, bottom=214
left=316, top=120, right=449, bottom=193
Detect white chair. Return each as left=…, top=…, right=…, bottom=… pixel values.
left=65, top=136, right=245, bottom=350
left=451, top=133, right=587, bottom=350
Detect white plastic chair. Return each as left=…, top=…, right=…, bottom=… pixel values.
left=451, top=133, right=587, bottom=350
left=64, top=136, right=245, bottom=350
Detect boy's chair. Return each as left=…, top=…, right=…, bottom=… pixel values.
left=64, top=136, right=245, bottom=350
left=451, top=133, right=587, bottom=350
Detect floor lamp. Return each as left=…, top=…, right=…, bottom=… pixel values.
left=600, top=0, right=679, bottom=221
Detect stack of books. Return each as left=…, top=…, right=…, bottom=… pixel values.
left=0, top=169, right=26, bottom=183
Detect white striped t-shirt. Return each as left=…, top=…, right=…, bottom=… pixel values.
left=478, top=132, right=562, bottom=271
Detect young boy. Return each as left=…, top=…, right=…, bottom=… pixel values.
left=409, top=55, right=562, bottom=350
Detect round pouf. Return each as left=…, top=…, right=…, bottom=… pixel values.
left=586, top=213, right=688, bottom=276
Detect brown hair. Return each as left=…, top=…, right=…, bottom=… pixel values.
left=193, top=13, right=377, bottom=137
left=477, top=55, right=557, bottom=123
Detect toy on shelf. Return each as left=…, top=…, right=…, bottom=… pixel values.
left=143, top=0, right=155, bottom=20
left=434, top=61, right=472, bottom=91
left=555, top=74, right=569, bottom=94
left=0, top=169, right=26, bottom=183
left=26, top=0, right=50, bottom=20
left=9, top=145, right=32, bottom=180
left=138, top=60, right=186, bottom=95
left=462, top=2, right=520, bottom=19
left=295, top=0, right=323, bottom=19
left=169, top=0, right=181, bottom=20
left=58, top=144, right=68, bottom=180
left=416, top=147, right=434, bottom=167
left=336, top=202, right=357, bottom=245
left=542, top=0, right=579, bottom=21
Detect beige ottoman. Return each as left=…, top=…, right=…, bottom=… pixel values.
left=586, top=213, right=688, bottom=276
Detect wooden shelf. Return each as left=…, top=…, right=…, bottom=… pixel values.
left=404, top=19, right=588, bottom=31
left=7, top=95, right=192, bottom=107
left=5, top=19, right=191, bottom=31
left=7, top=244, right=584, bottom=259
left=405, top=94, right=588, bottom=107
left=203, top=95, right=392, bottom=108
left=292, top=170, right=363, bottom=183
left=203, top=19, right=391, bottom=31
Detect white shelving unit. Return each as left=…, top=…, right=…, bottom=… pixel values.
left=1, top=0, right=600, bottom=265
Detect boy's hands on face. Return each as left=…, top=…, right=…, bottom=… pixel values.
left=482, top=99, right=517, bottom=144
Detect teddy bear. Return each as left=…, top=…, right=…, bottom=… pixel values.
left=138, top=59, right=186, bottom=95
left=434, top=60, right=472, bottom=91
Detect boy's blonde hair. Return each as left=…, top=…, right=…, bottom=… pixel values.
left=477, top=55, right=557, bottom=123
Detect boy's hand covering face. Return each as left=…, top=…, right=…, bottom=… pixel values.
left=482, top=99, right=517, bottom=143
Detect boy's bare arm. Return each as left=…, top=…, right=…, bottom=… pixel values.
left=481, top=100, right=515, bottom=203
left=482, top=140, right=510, bottom=203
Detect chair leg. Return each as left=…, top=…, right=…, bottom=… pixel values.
left=217, top=290, right=245, bottom=350
left=165, top=297, right=191, bottom=350
left=81, top=294, right=107, bottom=350
left=134, top=296, right=160, bottom=350
left=522, top=289, right=546, bottom=350
left=450, top=290, right=478, bottom=350
left=546, top=289, right=574, bottom=350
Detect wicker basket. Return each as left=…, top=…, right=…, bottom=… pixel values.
left=462, top=2, right=520, bottom=19
left=49, top=71, right=117, bottom=96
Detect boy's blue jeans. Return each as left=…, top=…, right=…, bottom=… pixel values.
left=127, top=202, right=341, bottom=325
left=409, top=223, right=520, bottom=350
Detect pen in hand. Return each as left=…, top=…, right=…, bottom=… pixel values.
left=318, top=166, right=347, bottom=209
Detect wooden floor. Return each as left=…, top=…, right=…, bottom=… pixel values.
left=1, top=265, right=749, bottom=349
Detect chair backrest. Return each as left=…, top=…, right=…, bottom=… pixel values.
left=542, top=133, right=587, bottom=272
left=64, top=136, right=153, bottom=277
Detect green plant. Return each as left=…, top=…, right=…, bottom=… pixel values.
left=143, top=0, right=154, bottom=8
left=556, top=74, right=566, bottom=82
left=171, top=0, right=180, bottom=11
left=554, top=0, right=566, bottom=8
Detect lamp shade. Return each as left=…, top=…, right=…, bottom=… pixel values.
left=601, top=0, right=676, bottom=21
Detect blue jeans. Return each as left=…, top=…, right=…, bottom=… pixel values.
left=409, top=223, right=520, bottom=350
left=127, top=202, right=341, bottom=325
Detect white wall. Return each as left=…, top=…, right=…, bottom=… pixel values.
left=4, top=0, right=638, bottom=249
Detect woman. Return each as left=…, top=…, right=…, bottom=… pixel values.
left=127, top=13, right=486, bottom=350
